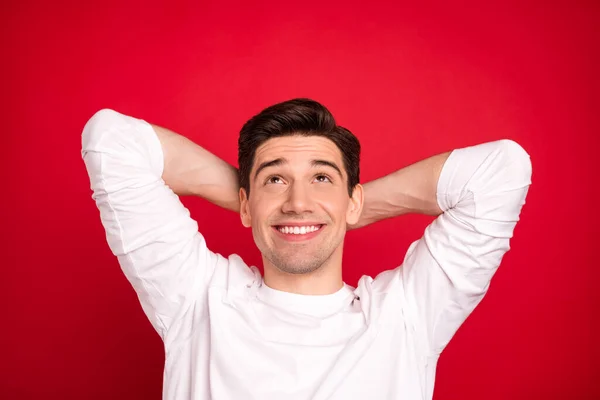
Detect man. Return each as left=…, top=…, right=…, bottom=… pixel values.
left=81, top=99, right=532, bottom=400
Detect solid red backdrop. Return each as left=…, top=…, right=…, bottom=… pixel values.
left=2, top=1, right=598, bottom=399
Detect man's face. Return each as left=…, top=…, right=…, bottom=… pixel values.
left=240, top=135, right=363, bottom=275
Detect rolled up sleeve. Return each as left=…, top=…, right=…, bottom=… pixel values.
left=399, top=139, right=532, bottom=355
left=81, top=109, right=218, bottom=339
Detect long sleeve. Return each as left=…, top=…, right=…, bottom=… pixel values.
left=81, top=109, right=219, bottom=339
left=398, top=139, right=532, bottom=355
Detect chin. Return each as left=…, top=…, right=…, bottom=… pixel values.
left=270, top=254, right=324, bottom=275
left=277, top=263, right=322, bottom=275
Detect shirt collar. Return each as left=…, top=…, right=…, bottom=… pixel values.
left=256, top=280, right=357, bottom=318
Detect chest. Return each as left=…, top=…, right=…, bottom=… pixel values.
left=203, top=289, right=427, bottom=400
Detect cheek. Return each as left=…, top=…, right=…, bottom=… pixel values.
left=319, top=195, right=350, bottom=221
left=249, top=196, right=275, bottom=226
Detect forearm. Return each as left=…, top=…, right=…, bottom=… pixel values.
left=353, top=151, right=450, bottom=229
left=152, top=124, right=240, bottom=212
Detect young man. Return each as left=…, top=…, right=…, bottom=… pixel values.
left=81, top=99, right=532, bottom=400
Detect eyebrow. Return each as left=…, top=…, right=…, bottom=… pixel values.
left=253, top=158, right=344, bottom=181
left=254, top=158, right=286, bottom=181
left=310, top=159, right=343, bottom=178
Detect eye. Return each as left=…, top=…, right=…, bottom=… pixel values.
left=266, top=175, right=284, bottom=184
left=314, top=174, right=332, bottom=183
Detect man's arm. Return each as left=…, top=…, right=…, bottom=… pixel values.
left=81, top=109, right=236, bottom=338
left=362, top=140, right=532, bottom=355
left=350, top=151, right=450, bottom=230
left=151, top=124, right=240, bottom=210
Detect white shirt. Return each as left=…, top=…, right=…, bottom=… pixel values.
left=81, top=109, right=532, bottom=400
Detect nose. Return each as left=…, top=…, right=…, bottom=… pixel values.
left=281, top=182, right=314, bottom=215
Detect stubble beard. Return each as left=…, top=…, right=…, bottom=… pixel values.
left=262, top=235, right=342, bottom=275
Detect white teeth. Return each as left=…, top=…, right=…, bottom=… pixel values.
left=277, top=225, right=321, bottom=235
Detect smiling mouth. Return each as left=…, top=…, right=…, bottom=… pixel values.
left=273, top=224, right=324, bottom=235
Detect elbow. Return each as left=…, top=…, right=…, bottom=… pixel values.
left=497, top=139, right=533, bottom=184
left=81, top=109, right=124, bottom=155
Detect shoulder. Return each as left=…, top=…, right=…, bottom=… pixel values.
left=208, top=252, right=262, bottom=294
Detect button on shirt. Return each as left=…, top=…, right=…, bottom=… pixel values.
left=81, top=109, right=532, bottom=400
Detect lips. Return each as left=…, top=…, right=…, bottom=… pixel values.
left=275, top=224, right=323, bottom=235
left=271, top=223, right=325, bottom=241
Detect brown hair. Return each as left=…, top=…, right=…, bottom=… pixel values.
left=238, top=98, right=360, bottom=197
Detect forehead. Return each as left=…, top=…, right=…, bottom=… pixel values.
left=254, top=136, right=343, bottom=166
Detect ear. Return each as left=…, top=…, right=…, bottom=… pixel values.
left=345, top=183, right=364, bottom=226
left=239, top=187, right=252, bottom=228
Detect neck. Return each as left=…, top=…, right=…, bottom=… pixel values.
left=262, top=245, right=344, bottom=295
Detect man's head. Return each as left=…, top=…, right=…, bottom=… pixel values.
left=238, top=98, right=363, bottom=277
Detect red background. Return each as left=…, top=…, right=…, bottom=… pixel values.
left=2, top=1, right=598, bottom=399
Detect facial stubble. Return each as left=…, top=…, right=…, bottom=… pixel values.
left=261, top=229, right=343, bottom=275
